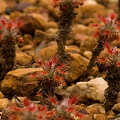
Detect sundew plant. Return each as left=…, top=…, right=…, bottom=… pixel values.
left=82, top=12, right=120, bottom=78
left=53, top=0, right=86, bottom=63
left=0, top=16, right=23, bottom=82
left=97, top=43, right=120, bottom=111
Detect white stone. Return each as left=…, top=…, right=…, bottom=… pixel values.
left=84, top=0, right=97, bottom=5
left=67, top=77, right=108, bottom=102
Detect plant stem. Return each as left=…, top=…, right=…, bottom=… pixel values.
left=81, top=35, right=105, bottom=79
left=0, top=42, right=15, bottom=81
left=104, top=65, right=120, bottom=112
left=56, top=4, right=77, bottom=62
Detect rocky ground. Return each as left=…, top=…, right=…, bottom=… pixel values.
left=0, top=0, right=120, bottom=120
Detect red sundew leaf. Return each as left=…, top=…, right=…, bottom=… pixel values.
left=117, top=21, right=120, bottom=24
left=40, top=71, right=48, bottom=75
left=56, top=64, right=65, bottom=70
left=28, top=104, right=36, bottom=112
left=48, top=97, right=58, bottom=105
left=55, top=75, right=63, bottom=81
left=37, top=104, right=41, bottom=111
left=100, top=17, right=107, bottom=24
left=1, top=19, right=6, bottom=25
left=97, top=14, right=102, bottom=19
left=52, top=56, right=58, bottom=64
left=48, top=60, right=53, bottom=68
left=96, top=14, right=107, bottom=24
left=37, top=92, right=42, bottom=97
left=0, top=26, right=2, bottom=29
left=66, top=107, right=75, bottom=112
left=52, top=0, right=59, bottom=3
left=9, top=106, right=21, bottom=112
left=40, top=106, right=47, bottom=111
left=104, top=29, right=111, bottom=36
left=115, top=25, right=120, bottom=29
left=76, top=112, right=84, bottom=118
left=107, top=49, right=113, bottom=55
left=105, top=42, right=111, bottom=49
left=36, top=60, right=43, bottom=66
left=105, top=43, right=113, bottom=55
left=58, top=70, right=67, bottom=74
left=37, top=115, right=44, bottom=120
left=9, top=115, right=19, bottom=120
left=52, top=0, right=60, bottom=3
left=91, top=23, right=99, bottom=27
left=116, top=61, right=120, bottom=67
left=55, top=75, right=66, bottom=86
left=23, top=98, right=30, bottom=106
left=58, top=118, right=66, bottom=120
left=93, top=29, right=100, bottom=38
left=17, top=21, right=22, bottom=27
left=68, top=97, right=77, bottom=105
left=29, top=72, right=38, bottom=77
left=46, top=110, right=55, bottom=116
left=110, top=12, right=116, bottom=20
left=7, top=22, right=13, bottom=29
left=99, top=59, right=107, bottom=63
left=18, top=37, right=24, bottom=43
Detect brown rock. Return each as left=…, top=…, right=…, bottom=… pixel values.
left=19, top=0, right=36, bottom=4
left=34, top=44, right=57, bottom=60
left=14, top=2, right=33, bottom=12
left=0, top=91, right=4, bottom=98
left=88, top=107, right=101, bottom=117
left=94, top=114, right=106, bottom=120
left=10, top=11, right=22, bottom=19
left=38, top=0, right=50, bottom=8
left=82, top=115, right=93, bottom=120
left=74, top=34, right=87, bottom=45
left=106, top=110, right=115, bottom=119
left=83, top=51, right=92, bottom=59
left=11, top=96, right=26, bottom=104
left=18, top=34, right=33, bottom=48
left=46, top=21, right=58, bottom=29
left=49, top=7, right=59, bottom=19
left=1, top=68, right=42, bottom=96
left=86, top=103, right=105, bottom=117
left=33, top=29, right=57, bottom=46
left=46, top=28, right=58, bottom=37
left=96, top=0, right=109, bottom=7
left=112, top=103, right=120, bottom=112
left=0, top=98, right=9, bottom=110
left=20, top=45, right=34, bottom=51
left=15, top=50, right=33, bottom=66
left=0, top=0, right=8, bottom=14
left=71, top=24, right=88, bottom=37
left=106, top=115, right=114, bottom=119
left=23, top=6, right=38, bottom=13
left=28, top=13, right=47, bottom=30
left=80, top=36, right=97, bottom=54
left=68, top=53, right=88, bottom=82
left=17, top=14, right=47, bottom=35
left=82, top=3, right=107, bottom=18
left=65, top=45, right=80, bottom=54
